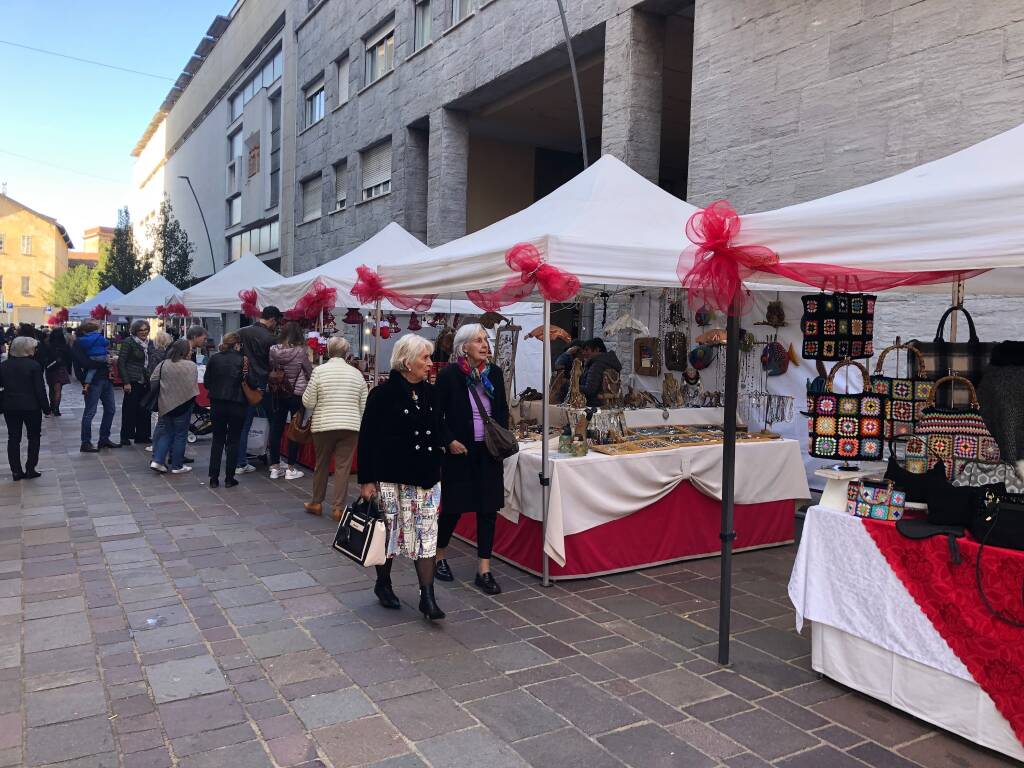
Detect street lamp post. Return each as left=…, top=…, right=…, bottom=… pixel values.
left=178, top=175, right=218, bottom=275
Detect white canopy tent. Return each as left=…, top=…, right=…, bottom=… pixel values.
left=107, top=275, right=217, bottom=318
left=181, top=254, right=281, bottom=313
left=68, top=285, right=125, bottom=320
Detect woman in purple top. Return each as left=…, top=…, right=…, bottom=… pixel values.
left=434, top=323, right=509, bottom=595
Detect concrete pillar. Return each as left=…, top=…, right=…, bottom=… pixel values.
left=601, top=8, right=665, bottom=182
left=394, top=125, right=429, bottom=244
left=426, top=107, right=469, bottom=246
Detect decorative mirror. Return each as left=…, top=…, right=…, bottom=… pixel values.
left=633, top=337, right=662, bottom=377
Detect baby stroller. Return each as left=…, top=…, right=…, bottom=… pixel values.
left=188, top=384, right=214, bottom=443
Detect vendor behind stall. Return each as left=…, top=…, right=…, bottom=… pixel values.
left=580, top=338, right=621, bottom=408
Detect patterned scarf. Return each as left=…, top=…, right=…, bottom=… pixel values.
left=457, top=355, right=494, bottom=399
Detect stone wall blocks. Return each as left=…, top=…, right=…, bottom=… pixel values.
left=828, top=14, right=893, bottom=78
left=890, top=0, right=962, bottom=57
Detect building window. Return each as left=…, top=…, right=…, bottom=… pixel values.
left=228, top=196, right=241, bottom=226
left=228, top=220, right=279, bottom=261
left=364, top=23, right=395, bottom=86
left=0, top=233, right=5, bottom=252
left=248, top=144, right=260, bottom=177
left=452, top=0, right=476, bottom=24
left=230, top=48, right=281, bottom=124
left=228, top=130, right=243, bottom=162
left=230, top=93, right=242, bottom=122
left=333, top=162, right=347, bottom=211
left=21, top=235, right=31, bottom=255
left=301, top=175, right=323, bottom=222
left=414, top=0, right=431, bottom=50
left=269, top=96, right=281, bottom=208
left=21, top=276, right=30, bottom=295
left=337, top=56, right=350, bottom=105
left=361, top=141, right=392, bottom=201
left=304, top=79, right=325, bottom=127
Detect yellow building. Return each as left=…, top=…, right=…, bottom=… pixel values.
left=0, top=193, right=73, bottom=325
left=69, top=226, right=113, bottom=269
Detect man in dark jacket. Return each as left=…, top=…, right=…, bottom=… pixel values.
left=580, top=338, right=622, bottom=408
left=73, top=321, right=120, bottom=452
left=235, top=306, right=281, bottom=473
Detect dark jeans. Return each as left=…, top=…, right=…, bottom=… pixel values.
left=5, top=409, right=42, bottom=475
left=120, top=382, right=152, bottom=443
left=269, top=394, right=302, bottom=466
left=437, top=510, right=497, bottom=560
left=209, top=399, right=247, bottom=481
left=153, top=408, right=191, bottom=470
left=80, top=377, right=115, bottom=444
left=237, top=388, right=274, bottom=468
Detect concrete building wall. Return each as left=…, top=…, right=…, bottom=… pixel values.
left=687, top=0, right=1024, bottom=212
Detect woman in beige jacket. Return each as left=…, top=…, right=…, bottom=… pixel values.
left=301, top=336, right=368, bottom=520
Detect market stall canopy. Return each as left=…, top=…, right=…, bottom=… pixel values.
left=375, top=155, right=702, bottom=300
left=182, top=254, right=280, bottom=313
left=737, top=121, right=1024, bottom=295
left=67, top=285, right=125, bottom=320
left=107, top=275, right=217, bottom=318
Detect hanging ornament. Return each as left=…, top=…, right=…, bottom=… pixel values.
left=407, top=313, right=422, bottom=331
left=386, top=313, right=401, bottom=334
left=755, top=298, right=787, bottom=328
left=343, top=308, right=362, bottom=325
left=379, top=325, right=390, bottom=340
left=428, top=313, right=446, bottom=328
left=695, top=305, right=714, bottom=327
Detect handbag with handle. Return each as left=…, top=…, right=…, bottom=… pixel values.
left=909, top=375, right=1001, bottom=481
left=807, top=359, right=886, bottom=462
left=241, top=356, right=263, bottom=406
left=333, top=496, right=387, bottom=567
left=801, top=292, right=876, bottom=361
left=870, top=340, right=932, bottom=440
left=847, top=479, right=906, bottom=520
left=286, top=409, right=313, bottom=445
left=908, top=304, right=994, bottom=408
left=467, top=383, right=520, bottom=461
left=141, top=361, right=162, bottom=412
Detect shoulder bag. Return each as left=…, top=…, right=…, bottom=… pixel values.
left=870, top=340, right=932, bottom=440
left=800, top=292, right=876, bottom=361
left=141, top=362, right=162, bottom=412
left=807, top=359, right=885, bottom=462
left=467, top=382, right=519, bottom=461
left=241, top=356, right=263, bottom=406
left=333, top=496, right=387, bottom=567
left=910, top=375, right=1001, bottom=481
left=286, top=409, right=313, bottom=444
left=972, top=488, right=1024, bottom=627
left=846, top=479, right=905, bottom=521
left=908, top=305, right=995, bottom=408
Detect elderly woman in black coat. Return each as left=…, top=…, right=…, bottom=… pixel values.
left=0, top=336, right=51, bottom=480
left=434, top=323, right=509, bottom=595
left=358, top=334, right=447, bottom=621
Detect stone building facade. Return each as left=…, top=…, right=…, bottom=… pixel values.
left=0, top=194, right=73, bottom=326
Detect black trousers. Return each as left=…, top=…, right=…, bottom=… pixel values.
left=209, top=399, right=247, bottom=480
left=269, top=394, right=302, bottom=466
left=437, top=510, right=497, bottom=560
left=120, top=382, right=152, bottom=443
left=5, top=409, right=42, bottom=475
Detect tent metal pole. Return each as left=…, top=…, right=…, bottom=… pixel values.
left=717, top=307, right=740, bottom=665
left=554, top=0, right=588, bottom=169
left=540, top=299, right=553, bottom=587
left=373, top=300, right=382, bottom=385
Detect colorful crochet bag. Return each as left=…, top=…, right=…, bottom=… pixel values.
left=846, top=479, right=906, bottom=521
left=807, top=359, right=886, bottom=462
left=869, top=341, right=933, bottom=440
left=800, top=292, right=876, bottom=361
left=908, top=375, right=1001, bottom=481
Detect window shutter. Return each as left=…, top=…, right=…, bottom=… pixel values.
left=338, top=58, right=349, bottom=103
left=334, top=165, right=347, bottom=207
left=302, top=176, right=322, bottom=220
left=362, top=143, right=391, bottom=190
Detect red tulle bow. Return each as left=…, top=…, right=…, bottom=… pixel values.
left=156, top=302, right=189, bottom=318
left=466, top=243, right=580, bottom=311
left=47, top=308, right=69, bottom=326
left=350, top=266, right=435, bottom=312
left=679, top=200, right=777, bottom=315
left=285, top=279, right=337, bottom=322
left=238, top=289, right=261, bottom=319
left=90, top=304, right=112, bottom=321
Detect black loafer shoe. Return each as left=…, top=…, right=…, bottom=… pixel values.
left=98, top=440, right=122, bottom=449
left=435, top=559, right=454, bottom=582
left=475, top=572, right=501, bottom=595
left=80, top=443, right=99, bottom=453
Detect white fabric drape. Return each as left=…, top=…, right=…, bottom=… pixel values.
left=181, top=254, right=280, bottom=313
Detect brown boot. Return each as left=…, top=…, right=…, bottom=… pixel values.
left=303, top=502, right=322, bottom=516
left=331, top=506, right=343, bottom=523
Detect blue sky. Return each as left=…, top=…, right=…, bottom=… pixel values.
left=0, top=0, right=231, bottom=247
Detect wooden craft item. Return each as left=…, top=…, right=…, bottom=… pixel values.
left=661, top=372, right=685, bottom=408
left=566, top=358, right=587, bottom=408
left=599, top=369, right=623, bottom=408
left=633, top=337, right=662, bottom=377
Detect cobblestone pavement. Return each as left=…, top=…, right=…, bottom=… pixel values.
left=0, top=391, right=1016, bottom=767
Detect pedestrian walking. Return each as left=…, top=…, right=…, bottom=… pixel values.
left=236, top=306, right=282, bottom=473
left=118, top=320, right=153, bottom=445
left=144, top=331, right=174, bottom=457
left=43, top=327, right=72, bottom=416
left=357, top=334, right=446, bottom=621
left=0, top=335, right=51, bottom=480
left=434, top=323, right=509, bottom=595
left=204, top=332, right=246, bottom=488
left=185, top=325, right=209, bottom=362
left=301, top=336, right=366, bottom=521
left=149, top=339, right=198, bottom=475
left=268, top=321, right=312, bottom=481
left=73, top=320, right=120, bottom=452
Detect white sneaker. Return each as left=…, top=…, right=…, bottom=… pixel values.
left=145, top=445, right=153, bottom=453
left=269, top=466, right=285, bottom=480
left=149, top=461, right=167, bottom=473
left=170, top=466, right=193, bottom=474
left=285, top=468, right=304, bottom=480
left=239, top=464, right=257, bottom=473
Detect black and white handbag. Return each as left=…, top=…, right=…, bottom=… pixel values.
left=333, top=497, right=387, bottom=567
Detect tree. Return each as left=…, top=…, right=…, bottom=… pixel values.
left=44, top=265, right=96, bottom=308
left=98, top=207, right=150, bottom=294
left=148, top=196, right=194, bottom=288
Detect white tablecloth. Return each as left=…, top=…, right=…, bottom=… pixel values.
left=515, top=402, right=728, bottom=429
left=502, top=438, right=809, bottom=567
left=788, top=505, right=969, bottom=681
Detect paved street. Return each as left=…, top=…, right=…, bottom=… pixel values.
left=0, top=391, right=1015, bottom=768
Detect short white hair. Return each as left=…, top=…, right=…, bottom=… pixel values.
left=453, top=323, right=489, bottom=357
left=327, top=336, right=350, bottom=358
left=152, top=330, right=173, bottom=350
left=390, top=334, right=433, bottom=371
left=10, top=336, right=39, bottom=357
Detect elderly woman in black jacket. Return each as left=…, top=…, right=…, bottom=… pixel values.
left=358, top=334, right=446, bottom=621
left=434, top=323, right=509, bottom=595
left=0, top=336, right=51, bottom=480
left=203, top=332, right=246, bottom=488
left=118, top=319, right=153, bottom=445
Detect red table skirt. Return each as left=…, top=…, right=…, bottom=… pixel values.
left=454, top=480, right=795, bottom=579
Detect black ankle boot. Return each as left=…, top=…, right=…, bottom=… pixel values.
left=418, top=585, right=445, bottom=621
left=374, top=580, right=401, bottom=610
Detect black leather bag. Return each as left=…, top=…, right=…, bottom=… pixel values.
left=332, top=497, right=387, bottom=566
left=972, top=488, right=1024, bottom=552
left=141, top=363, right=162, bottom=412
left=468, top=384, right=519, bottom=461
left=909, top=305, right=995, bottom=408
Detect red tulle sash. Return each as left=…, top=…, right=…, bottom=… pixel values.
left=466, top=243, right=580, bottom=311
left=351, top=265, right=436, bottom=312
